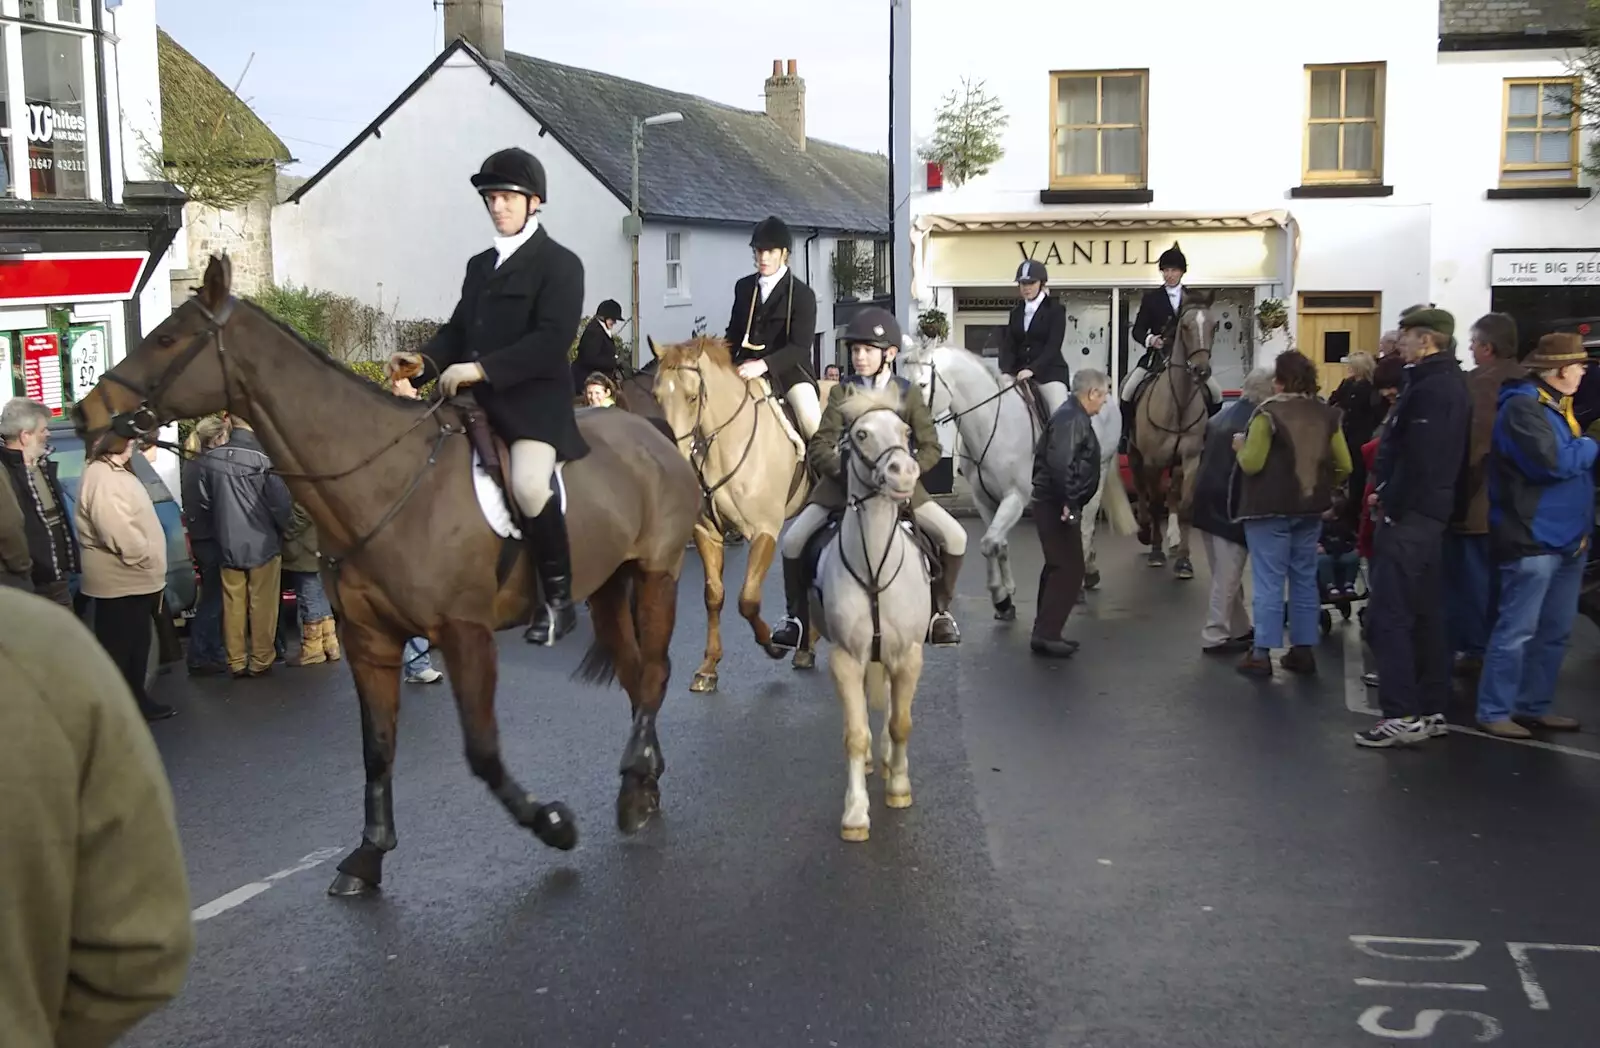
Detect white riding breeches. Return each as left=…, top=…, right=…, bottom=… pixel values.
left=784, top=383, right=822, bottom=440
left=1121, top=368, right=1224, bottom=404
left=509, top=439, right=557, bottom=518
left=1119, top=367, right=1148, bottom=402
left=913, top=501, right=967, bottom=556
left=1037, top=381, right=1069, bottom=417
left=780, top=503, right=831, bottom=559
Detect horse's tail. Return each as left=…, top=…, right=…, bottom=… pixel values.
left=1101, top=458, right=1138, bottom=537
left=865, top=661, right=889, bottom=713
left=569, top=567, right=643, bottom=688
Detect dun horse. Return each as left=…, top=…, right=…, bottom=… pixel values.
left=1127, top=290, right=1216, bottom=579
left=812, top=388, right=929, bottom=841
left=648, top=335, right=834, bottom=691
left=73, top=256, right=702, bottom=896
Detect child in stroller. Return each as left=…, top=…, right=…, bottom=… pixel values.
left=1318, top=488, right=1361, bottom=601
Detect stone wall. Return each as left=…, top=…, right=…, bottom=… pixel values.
left=170, top=185, right=276, bottom=302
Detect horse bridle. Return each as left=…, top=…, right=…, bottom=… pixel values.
left=93, top=293, right=458, bottom=570
left=660, top=359, right=767, bottom=532
left=1140, top=306, right=1214, bottom=441
left=837, top=405, right=917, bottom=662
left=912, top=355, right=1021, bottom=508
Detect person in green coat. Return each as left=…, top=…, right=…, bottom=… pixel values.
left=769, top=307, right=968, bottom=650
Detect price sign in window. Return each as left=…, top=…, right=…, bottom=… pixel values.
left=22, top=330, right=65, bottom=417
left=67, top=324, right=107, bottom=403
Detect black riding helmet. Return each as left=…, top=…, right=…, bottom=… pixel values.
left=471, top=147, right=547, bottom=201
left=1158, top=241, right=1187, bottom=272
left=839, top=307, right=903, bottom=351
left=750, top=216, right=793, bottom=252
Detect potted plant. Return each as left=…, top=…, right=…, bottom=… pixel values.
left=1256, top=298, right=1288, bottom=337
left=918, top=308, right=949, bottom=342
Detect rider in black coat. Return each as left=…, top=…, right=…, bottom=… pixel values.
left=1121, top=242, right=1223, bottom=431
left=998, top=259, right=1070, bottom=415
left=392, top=147, right=586, bottom=646
left=725, top=216, right=822, bottom=439
left=571, top=298, right=623, bottom=394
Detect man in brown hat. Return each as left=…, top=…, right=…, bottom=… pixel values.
left=1473, top=332, right=1597, bottom=738
left=1446, top=313, right=1523, bottom=674
left=1357, top=308, right=1471, bottom=748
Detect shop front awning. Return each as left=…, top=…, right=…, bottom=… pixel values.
left=0, top=251, right=152, bottom=308
left=910, top=209, right=1301, bottom=300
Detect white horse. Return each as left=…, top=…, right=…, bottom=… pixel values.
left=810, top=388, right=929, bottom=842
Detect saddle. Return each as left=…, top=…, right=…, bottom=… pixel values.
left=1015, top=378, right=1052, bottom=433
left=801, top=505, right=941, bottom=603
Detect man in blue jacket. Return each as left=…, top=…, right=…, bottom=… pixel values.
left=1474, top=333, right=1598, bottom=738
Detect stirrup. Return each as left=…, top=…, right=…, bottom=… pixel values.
left=927, top=611, right=961, bottom=646
left=770, top=615, right=804, bottom=650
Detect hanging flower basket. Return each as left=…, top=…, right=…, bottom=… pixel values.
left=1256, top=298, right=1288, bottom=334
left=918, top=308, right=949, bottom=341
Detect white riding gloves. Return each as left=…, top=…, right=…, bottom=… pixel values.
left=440, top=362, right=486, bottom=397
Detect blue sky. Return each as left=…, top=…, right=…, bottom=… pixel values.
left=154, top=0, right=890, bottom=177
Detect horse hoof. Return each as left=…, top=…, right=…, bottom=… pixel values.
left=792, top=649, right=816, bottom=670
left=1137, top=527, right=1152, bottom=546
left=762, top=643, right=788, bottom=661
left=531, top=802, right=578, bottom=851
left=327, top=872, right=377, bottom=897
left=616, top=789, right=658, bottom=835
left=993, top=598, right=1017, bottom=622
left=1147, top=552, right=1167, bottom=567
left=689, top=672, right=718, bottom=693
left=886, top=791, right=913, bottom=810
left=1174, top=558, right=1195, bottom=580
left=840, top=824, right=870, bottom=842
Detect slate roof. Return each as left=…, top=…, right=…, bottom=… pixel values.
left=285, top=41, right=888, bottom=236
left=1439, top=0, right=1590, bottom=37
left=491, top=51, right=888, bottom=234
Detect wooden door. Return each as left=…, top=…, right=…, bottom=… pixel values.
left=1296, top=292, right=1382, bottom=396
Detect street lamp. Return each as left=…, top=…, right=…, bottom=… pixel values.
left=627, top=110, right=684, bottom=367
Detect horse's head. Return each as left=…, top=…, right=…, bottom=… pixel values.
left=647, top=334, right=743, bottom=438
left=840, top=387, right=919, bottom=503
left=72, top=254, right=239, bottom=450
left=896, top=335, right=945, bottom=414
left=1173, top=289, right=1218, bottom=384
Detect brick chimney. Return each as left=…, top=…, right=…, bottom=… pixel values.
left=764, top=58, right=806, bottom=151
left=444, top=0, right=504, bottom=63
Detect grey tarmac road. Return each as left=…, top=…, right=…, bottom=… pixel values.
left=122, top=522, right=1600, bottom=1048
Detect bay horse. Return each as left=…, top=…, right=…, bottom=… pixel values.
left=72, top=256, right=701, bottom=897
left=647, top=335, right=835, bottom=691
left=812, top=387, right=929, bottom=841
left=1127, top=290, right=1216, bottom=580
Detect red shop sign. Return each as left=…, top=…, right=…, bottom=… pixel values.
left=0, top=252, right=150, bottom=306
left=23, top=332, right=65, bottom=417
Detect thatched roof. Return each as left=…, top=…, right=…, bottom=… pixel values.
left=156, top=28, right=291, bottom=166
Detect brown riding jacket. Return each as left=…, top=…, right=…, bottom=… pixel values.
left=806, top=376, right=942, bottom=510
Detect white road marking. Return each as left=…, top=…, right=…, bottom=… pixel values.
left=1506, top=941, right=1600, bottom=1011
left=1353, top=978, right=1488, bottom=992
left=191, top=847, right=343, bottom=923
left=1340, top=625, right=1600, bottom=762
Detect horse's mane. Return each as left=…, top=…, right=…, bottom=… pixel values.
left=236, top=299, right=428, bottom=412
left=838, top=384, right=906, bottom=424
left=654, top=335, right=735, bottom=371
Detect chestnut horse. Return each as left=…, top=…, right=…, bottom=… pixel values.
left=73, top=256, right=702, bottom=897
left=646, top=335, right=835, bottom=692
left=1127, top=290, right=1216, bottom=580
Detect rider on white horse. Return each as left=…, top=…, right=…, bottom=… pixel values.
left=1000, top=259, right=1071, bottom=417
left=1120, top=242, right=1224, bottom=420
left=770, top=307, right=967, bottom=650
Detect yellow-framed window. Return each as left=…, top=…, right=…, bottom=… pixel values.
left=1502, top=78, right=1580, bottom=186
left=1049, top=70, right=1148, bottom=188
left=1303, top=63, right=1385, bottom=184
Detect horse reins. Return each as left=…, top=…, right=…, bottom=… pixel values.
left=660, top=360, right=767, bottom=534
left=918, top=357, right=1029, bottom=509
left=96, top=294, right=461, bottom=572
left=838, top=405, right=916, bottom=663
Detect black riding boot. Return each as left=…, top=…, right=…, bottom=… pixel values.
left=769, top=557, right=809, bottom=651
left=523, top=498, right=578, bottom=646
left=927, top=552, right=962, bottom=646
